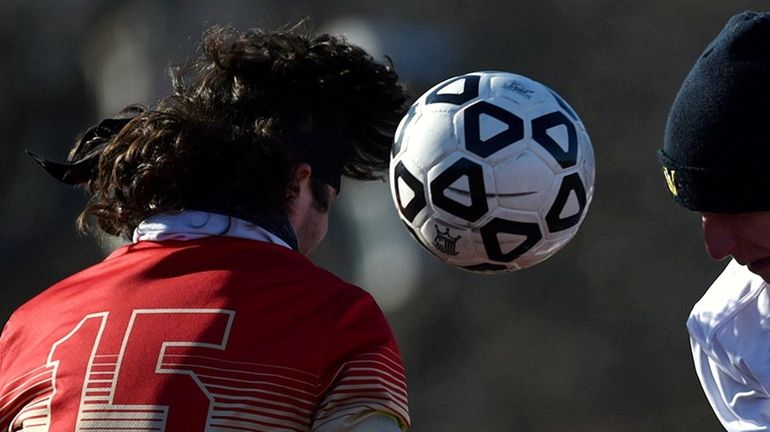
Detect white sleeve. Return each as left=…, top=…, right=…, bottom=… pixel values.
left=690, top=328, right=770, bottom=431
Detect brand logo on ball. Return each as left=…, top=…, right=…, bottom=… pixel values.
left=433, top=225, right=461, bottom=256
left=502, top=80, right=534, bottom=99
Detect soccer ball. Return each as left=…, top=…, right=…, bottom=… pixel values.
left=389, top=71, right=595, bottom=273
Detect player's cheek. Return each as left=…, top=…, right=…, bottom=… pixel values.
left=701, top=214, right=737, bottom=260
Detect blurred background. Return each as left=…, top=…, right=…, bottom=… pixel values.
left=1, top=0, right=766, bottom=430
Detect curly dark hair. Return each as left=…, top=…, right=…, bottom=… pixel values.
left=67, top=24, right=407, bottom=239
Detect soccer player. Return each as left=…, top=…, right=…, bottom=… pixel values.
left=658, top=11, right=770, bottom=432
left=0, top=25, right=410, bottom=431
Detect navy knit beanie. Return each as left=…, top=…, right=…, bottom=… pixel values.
left=659, top=11, right=770, bottom=213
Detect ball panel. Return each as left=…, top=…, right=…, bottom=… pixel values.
left=460, top=100, right=525, bottom=159
left=479, top=217, right=542, bottom=263
left=531, top=110, right=578, bottom=169
left=424, top=74, right=481, bottom=106
left=545, top=172, right=588, bottom=234
left=427, top=152, right=497, bottom=227
left=391, top=160, right=427, bottom=224
left=392, top=103, right=419, bottom=158
left=525, top=103, right=581, bottom=173
left=492, top=150, right=556, bottom=212
left=403, top=110, right=458, bottom=170
left=544, top=86, right=580, bottom=123
left=390, top=156, right=432, bottom=229
left=457, top=96, right=529, bottom=164
left=462, top=262, right=509, bottom=273
left=430, top=157, right=489, bottom=223
left=578, top=130, right=596, bottom=196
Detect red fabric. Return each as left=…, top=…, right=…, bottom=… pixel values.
left=0, top=237, right=409, bottom=431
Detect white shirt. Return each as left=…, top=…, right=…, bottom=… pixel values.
left=688, top=259, right=770, bottom=431
left=132, top=211, right=403, bottom=432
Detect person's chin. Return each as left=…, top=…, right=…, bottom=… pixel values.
left=747, top=257, right=770, bottom=283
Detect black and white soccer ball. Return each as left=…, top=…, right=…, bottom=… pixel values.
left=389, top=71, right=595, bottom=273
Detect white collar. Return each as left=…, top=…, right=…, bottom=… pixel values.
left=132, top=210, right=292, bottom=250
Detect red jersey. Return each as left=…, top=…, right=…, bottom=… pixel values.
left=0, top=237, right=409, bottom=431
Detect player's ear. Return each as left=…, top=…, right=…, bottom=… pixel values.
left=287, top=163, right=312, bottom=199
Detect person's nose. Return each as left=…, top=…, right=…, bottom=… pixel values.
left=701, top=213, right=737, bottom=261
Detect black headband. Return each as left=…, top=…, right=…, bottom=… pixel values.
left=27, top=105, right=144, bottom=185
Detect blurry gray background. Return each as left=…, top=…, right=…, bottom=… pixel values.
left=1, top=1, right=764, bottom=430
